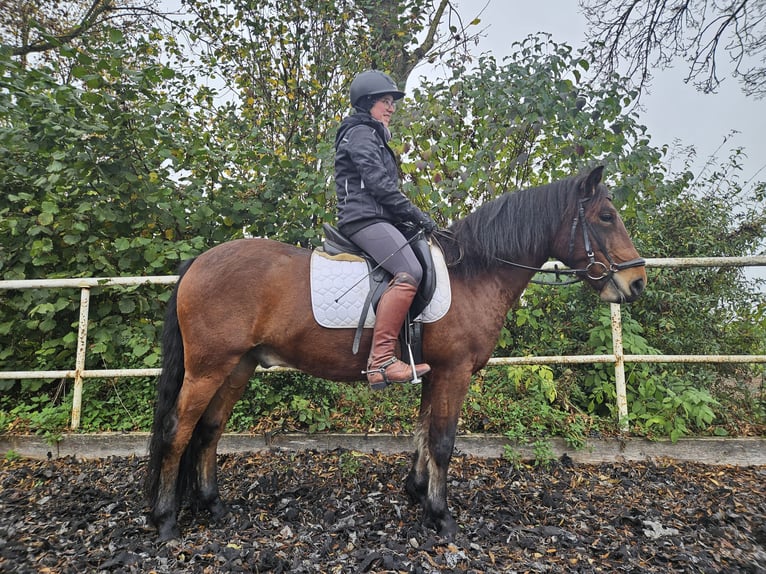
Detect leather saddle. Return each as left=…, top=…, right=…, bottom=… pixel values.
left=321, top=223, right=437, bottom=360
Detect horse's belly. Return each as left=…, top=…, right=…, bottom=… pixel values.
left=253, top=347, right=294, bottom=369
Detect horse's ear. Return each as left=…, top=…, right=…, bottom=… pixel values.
left=580, top=165, right=605, bottom=198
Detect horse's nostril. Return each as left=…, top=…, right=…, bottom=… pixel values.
left=631, top=278, right=645, bottom=296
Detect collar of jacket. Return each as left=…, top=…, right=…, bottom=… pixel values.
left=335, top=112, right=391, bottom=147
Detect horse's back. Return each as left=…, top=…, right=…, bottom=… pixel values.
left=195, top=237, right=305, bottom=271
left=181, top=238, right=308, bottom=293
left=176, top=238, right=311, bottom=337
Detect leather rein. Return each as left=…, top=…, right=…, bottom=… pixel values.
left=496, top=197, right=646, bottom=286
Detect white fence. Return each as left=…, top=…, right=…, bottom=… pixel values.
left=1, top=256, right=765, bottom=430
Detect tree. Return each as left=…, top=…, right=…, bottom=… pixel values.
left=580, top=0, right=766, bottom=98
left=174, top=0, right=480, bottom=245
left=0, top=0, right=482, bottom=392
left=396, top=35, right=669, bottom=223
left=0, top=1, right=166, bottom=66
left=0, top=36, right=216, bottom=381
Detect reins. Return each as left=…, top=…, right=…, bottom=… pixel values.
left=495, top=197, right=645, bottom=285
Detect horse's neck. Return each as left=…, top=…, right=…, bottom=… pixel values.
left=447, top=267, right=538, bottom=360
left=465, top=266, right=538, bottom=314
left=500, top=265, right=539, bottom=304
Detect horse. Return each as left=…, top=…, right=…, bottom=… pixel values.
left=144, top=165, right=647, bottom=541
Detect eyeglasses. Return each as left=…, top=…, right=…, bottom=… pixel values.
left=376, top=97, right=396, bottom=109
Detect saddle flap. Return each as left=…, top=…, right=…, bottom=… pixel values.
left=321, top=223, right=436, bottom=319
left=405, top=226, right=437, bottom=319
left=310, top=239, right=451, bottom=330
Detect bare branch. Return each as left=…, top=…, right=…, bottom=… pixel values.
left=580, top=0, right=766, bottom=98
left=3, top=0, right=109, bottom=55
left=410, top=0, right=450, bottom=65
left=377, top=0, right=481, bottom=82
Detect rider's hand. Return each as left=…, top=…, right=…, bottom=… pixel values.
left=420, top=215, right=437, bottom=234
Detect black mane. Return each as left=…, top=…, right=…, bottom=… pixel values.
left=440, top=175, right=586, bottom=277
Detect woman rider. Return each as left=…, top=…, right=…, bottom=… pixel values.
left=334, top=69, right=437, bottom=390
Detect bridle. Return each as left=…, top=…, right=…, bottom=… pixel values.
left=496, top=197, right=646, bottom=286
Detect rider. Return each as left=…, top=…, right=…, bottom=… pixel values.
left=334, top=69, right=437, bottom=390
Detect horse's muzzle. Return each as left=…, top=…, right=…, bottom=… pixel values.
left=599, top=263, right=647, bottom=303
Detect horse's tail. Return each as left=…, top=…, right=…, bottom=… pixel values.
left=145, top=258, right=195, bottom=511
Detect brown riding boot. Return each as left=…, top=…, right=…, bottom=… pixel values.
left=365, top=272, right=431, bottom=390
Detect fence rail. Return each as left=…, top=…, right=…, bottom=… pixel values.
left=2, top=256, right=765, bottom=430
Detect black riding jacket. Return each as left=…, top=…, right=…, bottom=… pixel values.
left=334, top=112, right=430, bottom=236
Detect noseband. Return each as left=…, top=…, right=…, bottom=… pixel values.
left=497, top=197, right=645, bottom=285
left=569, top=197, right=646, bottom=280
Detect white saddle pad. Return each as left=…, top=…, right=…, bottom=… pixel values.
left=310, top=244, right=451, bottom=329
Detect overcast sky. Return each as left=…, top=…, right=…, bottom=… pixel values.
left=431, top=1, right=765, bottom=184
left=434, top=1, right=764, bottom=284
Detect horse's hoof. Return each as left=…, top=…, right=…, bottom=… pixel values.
left=422, top=510, right=458, bottom=540
left=208, top=499, right=229, bottom=521
left=157, top=522, right=181, bottom=543
left=404, top=474, right=428, bottom=507
left=438, top=516, right=458, bottom=540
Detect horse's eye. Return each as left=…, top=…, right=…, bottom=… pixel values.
left=599, top=212, right=614, bottom=223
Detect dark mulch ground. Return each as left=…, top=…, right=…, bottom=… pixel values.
left=1, top=449, right=765, bottom=573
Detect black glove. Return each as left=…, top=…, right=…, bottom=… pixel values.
left=419, top=214, right=437, bottom=234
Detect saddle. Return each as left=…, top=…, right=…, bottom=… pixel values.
left=321, top=223, right=437, bottom=362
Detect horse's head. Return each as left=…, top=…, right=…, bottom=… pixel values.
left=555, top=166, right=647, bottom=303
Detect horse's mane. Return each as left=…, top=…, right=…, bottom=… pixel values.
left=440, top=175, right=585, bottom=277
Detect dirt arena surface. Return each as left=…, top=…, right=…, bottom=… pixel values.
left=1, top=449, right=765, bottom=573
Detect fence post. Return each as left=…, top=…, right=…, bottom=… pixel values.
left=611, top=303, right=629, bottom=431
left=71, top=287, right=91, bottom=430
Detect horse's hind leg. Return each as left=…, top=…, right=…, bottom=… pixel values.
left=194, top=359, right=254, bottom=521
left=151, top=374, right=225, bottom=541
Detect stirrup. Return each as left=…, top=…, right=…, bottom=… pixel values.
left=362, top=357, right=399, bottom=382
left=404, top=340, right=422, bottom=385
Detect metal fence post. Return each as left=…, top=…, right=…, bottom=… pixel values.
left=71, top=286, right=91, bottom=430
left=610, top=303, right=629, bottom=432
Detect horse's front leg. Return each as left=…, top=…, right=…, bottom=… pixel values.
left=406, top=370, right=469, bottom=538
left=405, top=390, right=431, bottom=509
left=422, top=419, right=459, bottom=538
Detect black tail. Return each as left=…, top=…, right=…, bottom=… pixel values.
left=145, top=259, right=196, bottom=511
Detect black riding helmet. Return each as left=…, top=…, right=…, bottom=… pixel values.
left=350, top=70, right=405, bottom=112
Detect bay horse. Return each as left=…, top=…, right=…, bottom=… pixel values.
left=145, top=166, right=646, bottom=541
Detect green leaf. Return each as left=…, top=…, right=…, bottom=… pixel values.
left=114, top=238, right=131, bottom=251
left=118, top=299, right=136, bottom=314
left=109, top=28, right=125, bottom=44
left=37, top=212, right=54, bottom=226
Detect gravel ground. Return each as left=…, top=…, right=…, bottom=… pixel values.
left=1, top=449, right=765, bottom=573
